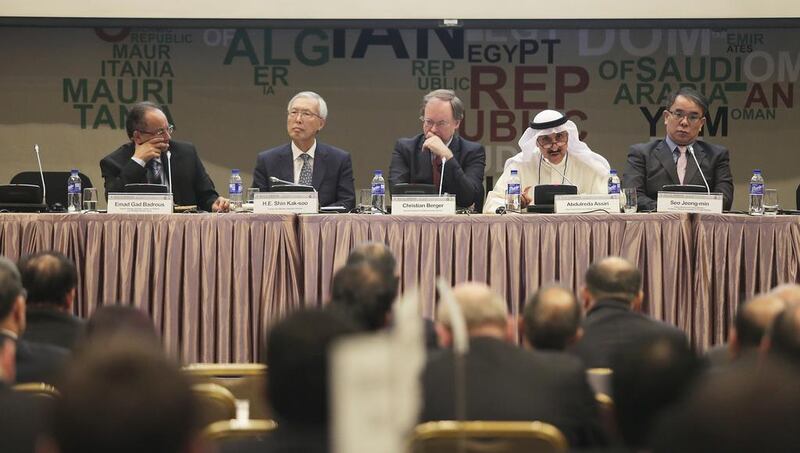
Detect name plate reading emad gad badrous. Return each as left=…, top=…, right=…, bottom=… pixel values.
left=253, top=192, right=319, bottom=214
left=107, top=193, right=174, bottom=214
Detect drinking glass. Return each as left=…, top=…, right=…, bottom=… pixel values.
left=622, top=188, right=638, bottom=213
left=764, top=189, right=779, bottom=215
left=246, top=187, right=260, bottom=204
left=359, top=189, right=373, bottom=213
left=83, top=188, right=98, bottom=211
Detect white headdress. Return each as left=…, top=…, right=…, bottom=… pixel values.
left=517, top=110, right=610, bottom=175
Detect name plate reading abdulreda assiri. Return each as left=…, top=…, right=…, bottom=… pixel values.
left=657, top=192, right=723, bottom=214
left=391, top=195, right=456, bottom=215
left=554, top=194, right=620, bottom=214
left=253, top=192, right=319, bottom=214
left=107, top=193, right=174, bottom=214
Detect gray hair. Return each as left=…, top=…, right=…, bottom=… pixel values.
left=288, top=91, right=328, bottom=120
left=421, top=89, right=465, bottom=122
left=437, top=282, right=507, bottom=331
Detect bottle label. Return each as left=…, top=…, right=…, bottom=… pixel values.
left=608, top=182, right=620, bottom=194
left=750, top=183, right=764, bottom=195
left=229, top=182, right=242, bottom=195
left=68, top=182, right=81, bottom=194
left=371, top=183, right=385, bottom=195
left=507, top=183, right=521, bottom=195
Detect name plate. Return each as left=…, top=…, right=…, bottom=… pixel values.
left=107, top=193, right=173, bottom=214
left=254, top=192, right=318, bottom=214
left=554, top=194, right=620, bottom=214
left=391, top=195, right=456, bottom=215
left=657, top=192, right=723, bottom=214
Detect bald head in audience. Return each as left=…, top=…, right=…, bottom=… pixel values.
left=730, top=293, right=786, bottom=360
left=582, top=256, right=643, bottom=310
left=345, top=242, right=398, bottom=280
left=522, top=286, right=582, bottom=350
left=766, top=302, right=800, bottom=364
left=770, top=283, right=800, bottom=304
left=436, top=282, right=512, bottom=345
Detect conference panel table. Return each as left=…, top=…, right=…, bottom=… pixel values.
left=0, top=211, right=797, bottom=361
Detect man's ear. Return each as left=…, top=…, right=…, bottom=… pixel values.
left=436, top=323, right=453, bottom=348
left=65, top=288, right=76, bottom=312
left=569, top=327, right=584, bottom=346
left=580, top=287, right=592, bottom=311
left=631, top=290, right=644, bottom=312
left=13, top=296, right=26, bottom=332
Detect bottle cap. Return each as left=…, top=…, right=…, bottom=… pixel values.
left=374, top=170, right=383, bottom=175
left=610, top=169, right=617, bottom=174
left=510, top=169, right=518, bottom=175
left=232, top=169, right=240, bottom=174
left=71, top=169, right=78, bottom=174
left=754, top=169, right=761, bottom=174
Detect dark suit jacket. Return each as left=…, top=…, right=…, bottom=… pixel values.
left=21, top=307, right=85, bottom=351
left=252, top=142, right=355, bottom=211
left=571, top=299, right=688, bottom=369
left=421, top=336, right=605, bottom=448
left=390, top=134, right=486, bottom=208
left=623, top=139, right=734, bottom=211
left=0, top=381, right=46, bottom=453
left=15, top=337, right=69, bottom=385
left=100, top=140, right=220, bottom=212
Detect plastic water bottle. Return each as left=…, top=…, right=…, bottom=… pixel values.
left=229, top=169, right=243, bottom=211
left=608, top=169, right=621, bottom=194
left=371, top=170, right=385, bottom=214
left=749, top=169, right=764, bottom=216
left=505, top=169, right=521, bottom=212
left=67, top=169, right=82, bottom=212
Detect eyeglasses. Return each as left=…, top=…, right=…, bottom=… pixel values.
left=420, top=117, right=452, bottom=129
left=666, top=110, right=704, bottom=123
left=288, top=109, right=322, bottom=120
left=536, top=132, right=569, bottom=147
left=138, top=125, right=175, bottom=136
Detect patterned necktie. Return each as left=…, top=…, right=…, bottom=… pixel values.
left=147, top=159, right=161, bottom=184
left=431, top=154, right=443, bottom=187
left=675, top=146, right=687, bottom=184
left=298, top=153, right=313, bottom=186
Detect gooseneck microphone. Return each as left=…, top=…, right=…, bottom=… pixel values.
left=34, top=144, right=46, bottom=205
left=269, top=176, right=316, bottom=192
left=539, top=155, right=577, bottom=186
left=165, top=150, right=173, bottom=194
left=438, top=156, right=446, bottom=196
left=687, top=145, right=710, bottom=194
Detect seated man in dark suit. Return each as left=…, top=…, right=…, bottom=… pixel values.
left=0, top=334, right=47, bottom=453
left=0, top=256, right=68, bottom=385
left=100, top=101, right=230, bottom=212
left=253, top=91, right=355, bottom=211
left=19, top=251, right=85, bottom=350
left=389, top=89, right=486, bottom=209
left=623, top=87, right=734, bottom=211
left=571, top=257, right=688, bottom=369
left=521, top=285, right=583, bottom=351
left=421, top=282, right=604, bottom=448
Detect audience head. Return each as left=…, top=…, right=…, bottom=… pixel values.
left=47, top=338, right=199, bottom=453
left=82, top=305, right=160, bottom=347
left=330, top=262, right=398, bottom=331
left=436, top=282, right=510, bottom=344
left=345, top=242, right=398, bottom=280
left=770, top=283, right=800, bottom=304
left=522, top=285, right=582, bottom=350
left=612, top=334, right=700, bottom=448
left=766, top=302, right=800, bottom=363
left=18, top=251, right=77, bottom=310
left=265, top=308, right=358, bottom=425
left=583, top=256, right=643, bottom=310
left=653, top=361, right=800, bottom=453
left=0, top=256, right=26, bottom=334
left=731, top=293, right=786, bottom=358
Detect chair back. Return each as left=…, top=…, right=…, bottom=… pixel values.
left=410, top=421, right=568, bottom=453
left=586, top=368, right=613, bottom=396
left=202, top=419, right=277, bottom=443
left=192, top=383, right=237, bottom=428
left=13, top=382, right=60, bottom=399
left=183, top=363, right=269, bottom=419
left=595, top=393, right=618, bottom=441
left=10, top=171, right=93, bottom=208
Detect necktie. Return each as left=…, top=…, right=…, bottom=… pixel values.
left=431, top=154, right=443, bottom=187
left=675, top=146, right=687, bottom=184
left=298, top=153, right=313, bottom=186
left=147, top=159, right=161, bottom=184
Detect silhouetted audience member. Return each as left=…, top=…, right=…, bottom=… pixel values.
left=81, top=305, right=160, bottom=347
left=765, top=302, right=800, bottom=364
left=653, top=361, right=800, bottom=453
left=571, top=257, right=687, bottom=368
left=611, top=334, right=702, bottom=449
left=729, top=293, right=786, bottom=362
left=770, top=283, right=800, bottom=304
left=421, top=282, right=605, bottom=447
left=18, top=251, right=85, bottom=350
left=522, top=285, right=582, bottom=351
left=0, top=334, right=47, bottom=453
left=0, top=256, right=67, bottom=384
left=330, top=263, right=397, bottom=331
left=222, top=309, right=358, bottom=453
left=43, top=338, right=201, bottom=453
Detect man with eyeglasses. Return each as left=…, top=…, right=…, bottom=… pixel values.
left=623, top=87, right=733, bottom=211
left=483, top=110, right=610, bottom=213
left=100, top=101, right=230, bottom=212
left=389, top=89, right=486, bottom=209
left=253, top=91, right=355, bottom=211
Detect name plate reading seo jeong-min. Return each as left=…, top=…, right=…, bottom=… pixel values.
left=657, top=191, right=723, bottom=214
left=554, top=194, right=620, bottom=214
left=391, top=195, right=456, bottom=215
left=253, top=192, right=319, bottom=214
left=107, top=193, right=174, bottom=214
